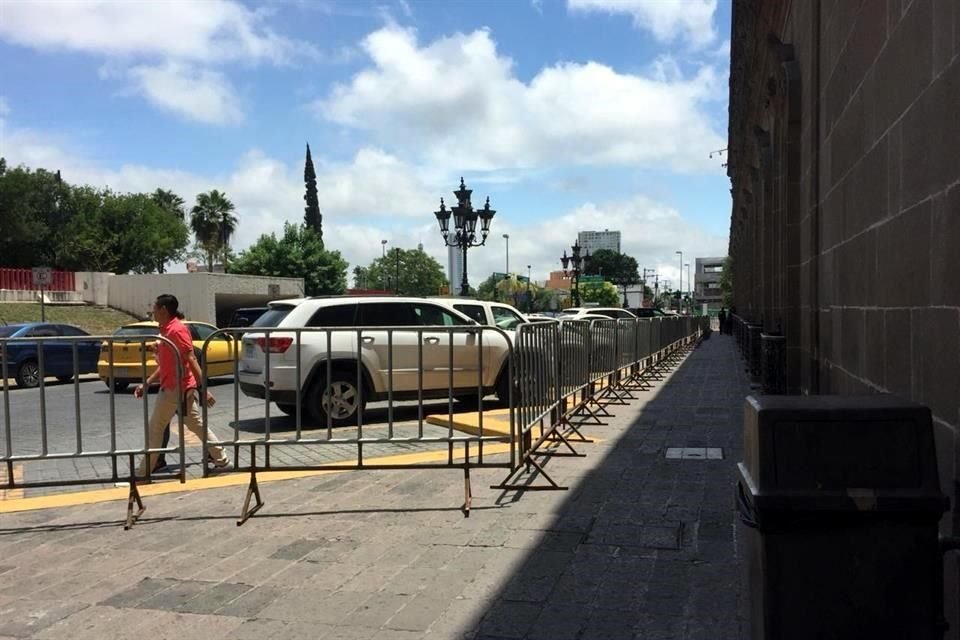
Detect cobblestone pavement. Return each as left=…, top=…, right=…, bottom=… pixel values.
left=0, top=334, right=748, bottom=639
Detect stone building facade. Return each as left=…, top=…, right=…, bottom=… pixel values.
left=727, top=0, right=959, bottom=633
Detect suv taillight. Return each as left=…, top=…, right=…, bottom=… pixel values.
left=256, top=337, right=293, bottom=353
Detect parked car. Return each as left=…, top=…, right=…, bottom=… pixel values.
left=556, top=307, right=638, bottom=321
left=525, top=314, right=560, bottom=323
left=0, top=323, right=101, bottom=388
left=630, top=307, right=668, bottom=318
left=227, top=307, right=269, bottom=328
left=429, top=298, right=529, bottom=331
left=97, top=321, right=237, bottom=392
left=238, top=297, right=513, bottom=425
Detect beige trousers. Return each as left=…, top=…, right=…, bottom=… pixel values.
left=139, top=388, right=226, bottom=476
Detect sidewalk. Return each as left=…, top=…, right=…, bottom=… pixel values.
left=0, top=333, right=749, bottom=640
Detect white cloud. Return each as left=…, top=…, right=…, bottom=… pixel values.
left=126, top=62, right=245, bottom=125
left=567, top=0, right=718, bottom=48
left=316, top=26, right=725, bottom=173
left=0, top=0, right=313, bottom=64
left=0, top=115, right=727, bottom=287
left=474, top=195, right=727, bottom=288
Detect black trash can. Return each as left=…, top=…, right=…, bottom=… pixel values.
left=737, top=395, right=949, bottom=640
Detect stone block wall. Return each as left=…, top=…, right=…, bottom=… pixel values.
left=728, top=0, right=959, bottom=633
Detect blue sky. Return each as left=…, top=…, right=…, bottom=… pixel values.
left=0, top=0, right=731, bottom=288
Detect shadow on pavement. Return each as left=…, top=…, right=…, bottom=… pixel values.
left=228, top=399, right=494, bottom=434
left=466, top=335, right=749, bottom=640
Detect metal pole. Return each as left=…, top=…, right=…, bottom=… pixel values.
left=460, top=241, right=469, bottom=297
left=40, top=285, right=46, bottom=322
left=394, top=248, right=400, bottom=295
left=503, top=234, right=509, bottom=275
left=526, top=265, right=532, bottom=312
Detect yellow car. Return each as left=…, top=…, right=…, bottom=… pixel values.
left=98, top=321, right=237, bottom=392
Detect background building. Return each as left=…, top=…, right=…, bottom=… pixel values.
left=577, top=229, right=621, bottom=254
left=728, top=1, right=959, bottom=631
left=694, top=257, right=725, bottom=313
left=447, top=245, right=463, bottom=295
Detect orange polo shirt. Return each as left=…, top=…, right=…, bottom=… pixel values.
left=156, top=317, right=198, bottom=392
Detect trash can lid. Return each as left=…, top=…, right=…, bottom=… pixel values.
left=738, top=394, right=949, bottom=515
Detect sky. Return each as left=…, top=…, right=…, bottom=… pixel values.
left=0, top=0, right=732, bottom=291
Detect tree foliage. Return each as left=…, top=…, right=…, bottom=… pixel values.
left=228, top=223, right=347, bottom=296
left=364, top=248, right=447, bottom=297
left=720, top=256, right=733, bottom=307
left=475, top=274, right=556, bottom=312
left=580, top=281, right=621, bottom=306
left=303, top=144, right=323, bottom=239
left=190, top=189, right=237, bottom=271
left=584, top=249, right=639, bottom=287
left=61, top=191, right=189, bottom=274
left=0, top=159, right=190, bottom=273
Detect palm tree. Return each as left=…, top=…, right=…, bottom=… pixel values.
left=190, top=190, right=236, bottom=271
left=151, top=188, right=186, bottom=219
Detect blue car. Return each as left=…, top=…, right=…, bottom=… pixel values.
left=0, top=323, right=101, bottom=388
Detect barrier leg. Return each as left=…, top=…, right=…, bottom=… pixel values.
left=462, top=457, right=472, bottom=518
left=237, top=445, right=264, bottom=526
left=124, top=454, right=145, bottom=530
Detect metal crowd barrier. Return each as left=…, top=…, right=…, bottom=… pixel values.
left=495, top=315, right=704, bottom=491
left=0, top=315, right=704, bottom=528
left=199, top=325, right=516, bottom=522
left=1, top=334, right=185, bottom=528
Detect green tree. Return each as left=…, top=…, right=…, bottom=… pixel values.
left=229, top=223, right=347, bottom=296
left=476, top=274, right=500, bottom=301
left=720, top=256, right=733, bottom=307
left=191, top=189, right=237, bottom=271
left=352, top=265, right=369, bottom=289
left=580, top=280, right=620, bottom=306
left=303, top=143, right=323, bottom=239
left=151, top=188, right=186, bottom=220
left=364, top=247, right=447, bottom=297
left=584, top=249, right=639, bottom=303
left=0, top=161, right=70, bottom=267
left=61, top=191, right=189, bottom=274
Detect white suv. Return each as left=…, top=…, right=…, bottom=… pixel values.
left=238, top=297, right=512, bottom=425
left=556, top=306, right=638, bottom=321
left=429, top=298, right=529, bottom=331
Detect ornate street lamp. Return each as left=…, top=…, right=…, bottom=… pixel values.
left=561, top=240, right=590, bottom=306
left=434, top=177, right=495, bottom=296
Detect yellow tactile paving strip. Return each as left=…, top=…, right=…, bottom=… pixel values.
left=0, top=442, right=515, bottom=514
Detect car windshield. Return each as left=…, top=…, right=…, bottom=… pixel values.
left=253, top=306, right=294, bottom=327
left=0, top=325, right=25, bottom=338
left=114, top=326, right=159, bottom=337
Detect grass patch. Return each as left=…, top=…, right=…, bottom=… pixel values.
left=0, top=304, right=139, bottom=336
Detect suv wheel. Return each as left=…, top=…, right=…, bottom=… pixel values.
left=308, top=369, right=366, bottom=427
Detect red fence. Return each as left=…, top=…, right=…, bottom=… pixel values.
left=0, top=269, right=76, bottom=291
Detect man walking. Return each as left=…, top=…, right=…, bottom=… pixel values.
left=718, top=307, right=728, bottom=335
left=134, top=294, right=229, bottom=477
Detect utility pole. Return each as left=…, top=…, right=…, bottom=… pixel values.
left=642, top=268, right=657, bottom=307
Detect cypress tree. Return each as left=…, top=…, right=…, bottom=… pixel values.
left=303, top=143, right=323, bottom=241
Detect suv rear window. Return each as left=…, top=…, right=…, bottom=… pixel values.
left=253, top=306, right=294, bottom=327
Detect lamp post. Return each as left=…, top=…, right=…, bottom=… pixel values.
left=381, top=239, right=387, bottom=258
left=685, top=262, right=691, bottom=314
left=434, top=177, right=496, bottom=297
left=561, top=240, right=590, bottom=307
left=394, top=247, right=401, bottom=296
left=526, top=264, right=532, bottom=312
left=502, top=233, right=510, bottom=275
left=675, top=250, right=683, bottom=313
